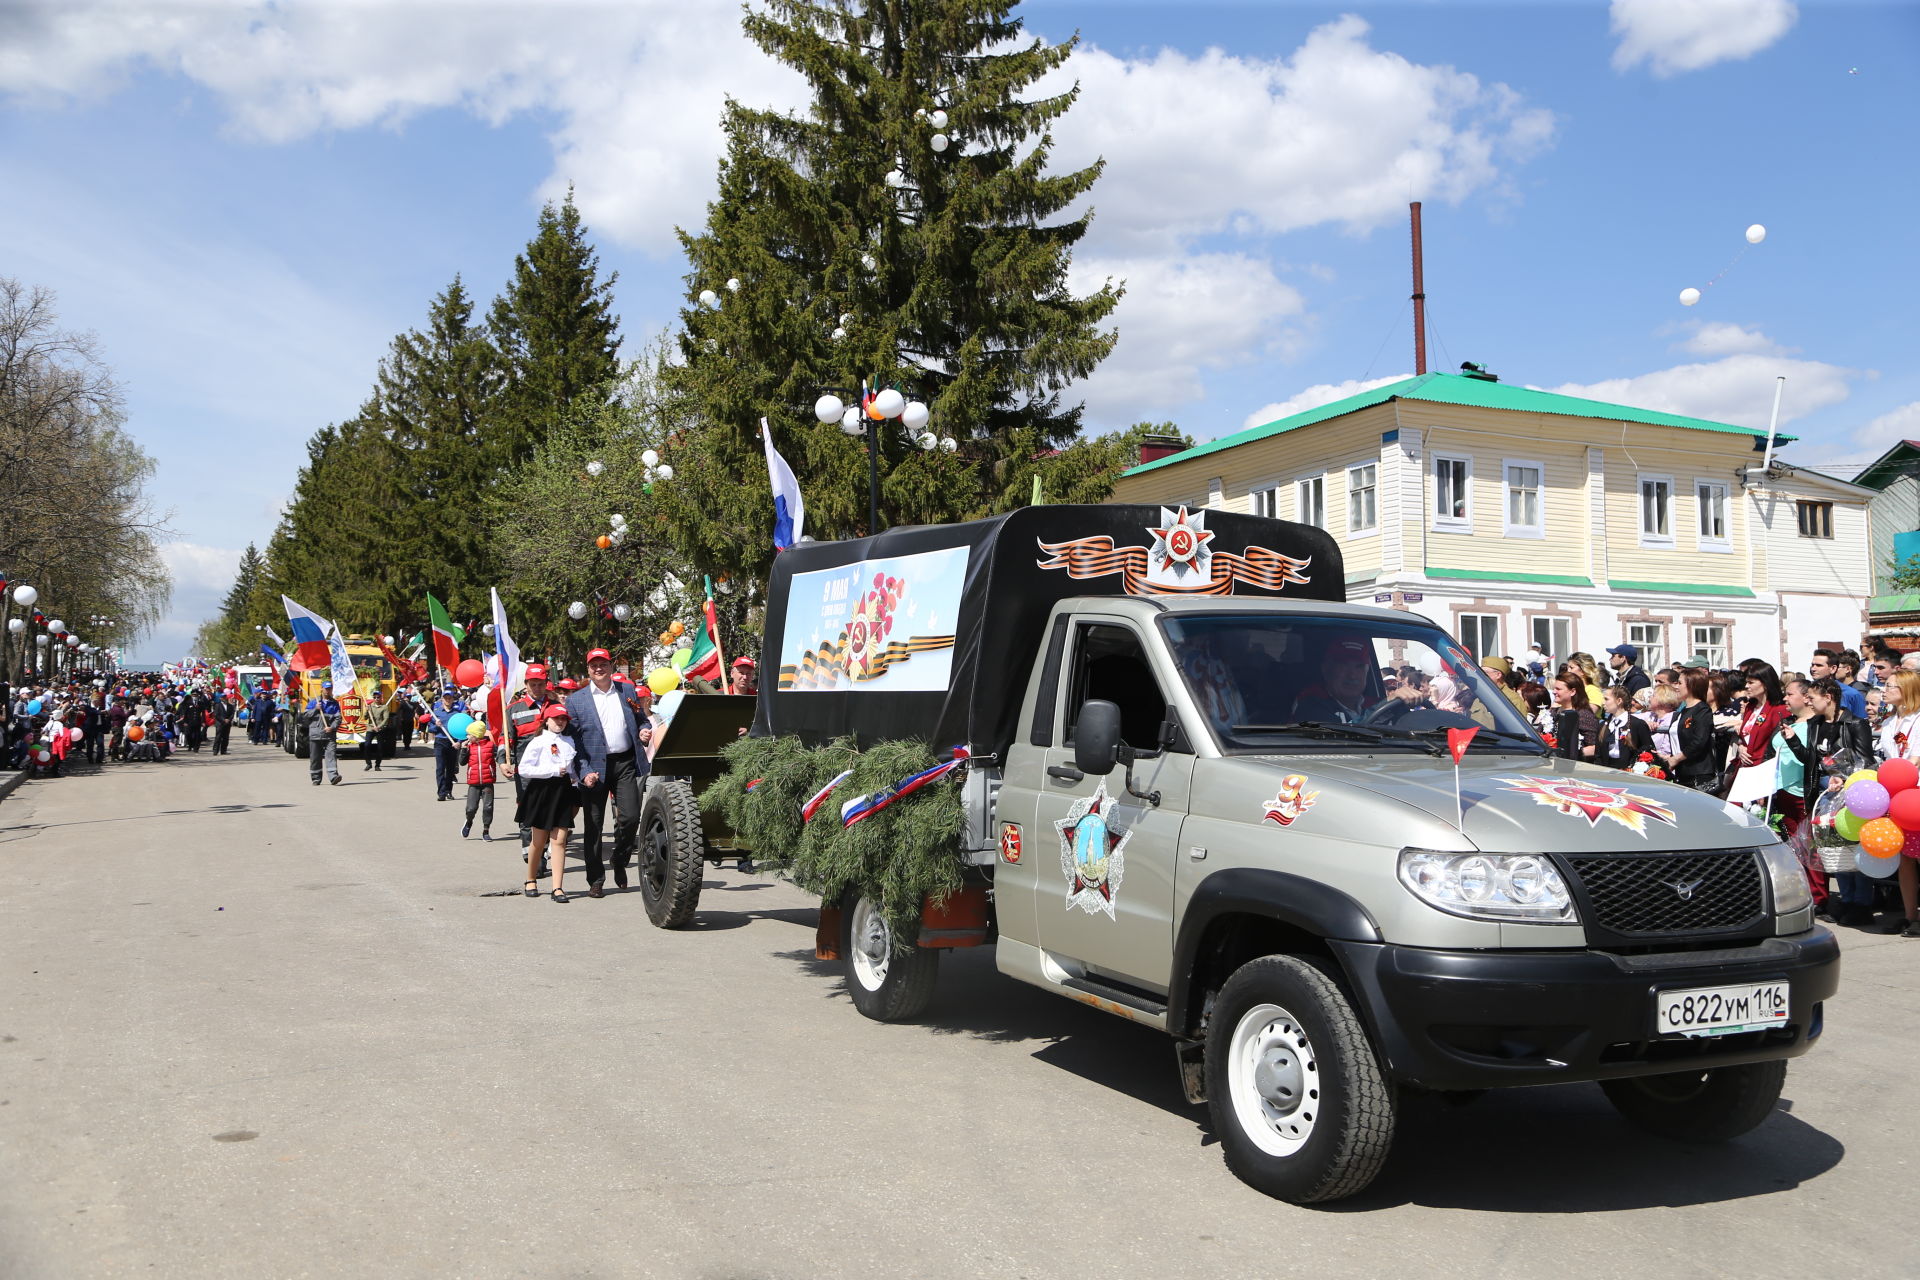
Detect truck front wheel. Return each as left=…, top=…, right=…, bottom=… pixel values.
left=1204, top=955, right=1395, bottom=1204
left=637, top=780, right=705, bottom=929
left=841, top=893, right=939, bottom=1022
left=1600, top=1060, right=1786, bottom=1143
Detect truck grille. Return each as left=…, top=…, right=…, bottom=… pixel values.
left=1563, top=850, right=1765, bottom=935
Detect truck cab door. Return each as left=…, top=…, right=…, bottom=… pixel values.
left=1026, top=619, right=1191, bottom=995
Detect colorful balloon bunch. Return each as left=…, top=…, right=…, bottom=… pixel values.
left=1839, top=758, right=1919, bottom=878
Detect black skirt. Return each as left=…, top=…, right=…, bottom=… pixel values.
left=515, top=775, right=579, bottom=830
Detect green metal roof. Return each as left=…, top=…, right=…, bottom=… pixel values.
left=1124, top=371, right=1795, bottom=478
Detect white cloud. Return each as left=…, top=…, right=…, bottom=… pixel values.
left=1610, top=0, right=1798, bottom=78
left=1242, top=374, right=1412, bottom=431
left=1546, top=347, right=1860, bottom=430
left=1675, top=321, right=1784, bottom=357
left=1046, top=16, right=1555, bottom=254
left=130, top=542, right=242, bottom=663
left=1067, top=254, right=1306, bottom=421
left=1855, top=401, right=1920, bottom=454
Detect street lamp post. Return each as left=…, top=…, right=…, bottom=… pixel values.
left=813, top=384, right=943, bottom=537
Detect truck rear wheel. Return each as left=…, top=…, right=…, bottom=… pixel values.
left=1204, top=955, right=1395, bottom=1204
left=841, top=893, right=939, bottom=1022
left=1600, top=1060, right=1786, bottom=1143
left=637, top=779, right=705, bottom=929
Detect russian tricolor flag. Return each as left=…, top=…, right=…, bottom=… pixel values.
left=280, top=595, right=336, bottom=671
left=761, top=417, right=805, bottom=551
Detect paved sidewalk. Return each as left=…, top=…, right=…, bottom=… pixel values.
left=0, top=744, right=1915, bottom=1279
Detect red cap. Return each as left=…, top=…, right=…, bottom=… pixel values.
left=523, top=663, right=548, bottom=681
left=558, top=678, right=579, bottom=691
left=541, top=704, right=571, bottom=722
left=585, top=648, right=612, bottom=663
left=732, top=656, right=756, bottom=669
left=1327, top=637, right=1370, bottom=662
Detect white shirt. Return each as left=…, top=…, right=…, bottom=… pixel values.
left=590, top=682, right=631, bottom=753
left=1879, top=711, right=1920, bottom=763
left=517, top=730, right=577, bottom=779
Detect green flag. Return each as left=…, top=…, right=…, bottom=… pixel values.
left=426, top=593, right=461, bottom=670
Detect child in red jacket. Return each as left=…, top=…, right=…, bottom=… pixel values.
left=459, top=722, right=499, bottom=840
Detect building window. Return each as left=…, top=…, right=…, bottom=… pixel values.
left=1697, top=480, right=1730, bottom=550
left=1504, top=460, right=1544, bottom=537
left=1532, top=616, right=1573, bottom=665
left=1295, top=474, right=1325, bottom=529
left=1459, top=614, right=1499, bottom=663
left=1625, top=622, right=1666, bottom=673
left=1796, top=500, right=1834, bottom=539
left=1639, top=475, right=1674, bottom=546
left=1433, top=454, right=1471, bottom=529
left=1347, top=463, right=1377, bottom=533
left=1251, top=486, right=1280, bottom=519
left=1207, top=476, right=1225, bottom=509
left=1690, top=624, right=1728, bottom=670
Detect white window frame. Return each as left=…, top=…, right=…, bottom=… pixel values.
left=1695, top=478, right=1730, bottom=552
left=1346, top=462, right=1378, bottom=536
left=1625, top=622, right=1666, bottom=674
left=1432, top=453, right=1472, bottom=532
left=1459, top=613, right=1500, bottom=663
left=1295, top=473, right=1326, bottom=530
left=1690, top=623, right=1728, bottom=671
left=1250, top=485, right=1281, bottom=520
left=1638, top=473, right=1675, bottom=548
left=1206, top=476, right=1225, bottom=510
left=1502, top=458, right=1546, bottom=539
left=1532, top=616, right=1573, bottom=666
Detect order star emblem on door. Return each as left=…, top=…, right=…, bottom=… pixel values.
left=1054, top=782, right=1131, bottom=919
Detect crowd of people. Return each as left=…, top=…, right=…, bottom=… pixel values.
left=1, top=675, right=250, bottom=772
left=1445, top=641, right=1920, bottom=938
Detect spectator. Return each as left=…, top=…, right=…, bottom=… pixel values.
left=1665, top=669, right=1719, bottom=791
left=1605, top=644, right=1651, bottom=700
left=1549, top=668, right=1599, bottom=761
left=1735, top=662, right=1789, bottom=772
left=1520, top=682, right=1551, bottom=737
left=1568, top=651, right=1604, bottom=692
left=1654, top=667, right=1680, bottom=689
left=1597, top=684, right=1653, bottom=768
left=1810, top=649, right=1868, bottom=719
left=1902, top=652, right=1920, bottom=674
left=1876, top=669, right=1920, bottom=767
left=1838, top=650, right=1871, bottom=701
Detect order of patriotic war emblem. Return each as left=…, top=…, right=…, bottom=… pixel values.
left=1498, top=775, right=1677, bottom=836
left=1036, top=506, right=1312, bottom=597
left=1055, top=783, right=1131, bottom=918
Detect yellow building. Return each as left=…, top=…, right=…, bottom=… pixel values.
left=1110, top=369, right=1873, bottom=672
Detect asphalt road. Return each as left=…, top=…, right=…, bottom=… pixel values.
left=1, top=742, right=1916, bottom=1279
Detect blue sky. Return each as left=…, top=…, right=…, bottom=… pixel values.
left=1, top=0, right=1914, bottom=663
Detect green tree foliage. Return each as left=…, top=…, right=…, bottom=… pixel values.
left=0, top=277, right=171, bottom=672
left=489, top=189, right=623, bottom=470
left=1004, top=421, right=1194, bottom=508
left=1891, top=554, right=1920, bottom=593
left=192, top=543, right=267, bottom=662
left=662, top=0, right=1119, bottom=585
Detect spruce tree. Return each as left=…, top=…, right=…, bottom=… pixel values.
left=488, top=190, right=623, bottom=470
left=664, top=0, right=1119, bottom=581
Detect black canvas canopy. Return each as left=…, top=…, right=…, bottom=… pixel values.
left=750, top=504, right=1344, bottom=757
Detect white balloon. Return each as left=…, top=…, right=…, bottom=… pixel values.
left=917, top=432, right=938, bottom=451
left=929, top=110, right=949, bottom=129
left=940, top=436, right=957, bottom=453
left=47, top=619, right=64, bottom=634
left=482, top=624, right=495, bottom=637
left=610, top=513, right=626, bottom=528
left=609, top=527, right=626, bottom=546
left=1746, top=223, right=1767, bottom=244
left=840, top=312, right=854, bottom=326
left=860, top=253, right=877, bottom=271
left=568, top=601, right=588, bottom=621
left=831, top=327, right=847, bottom=341
left=1679, top=287, right=1701, bottom=306
left=814, top=394, right=845, bottom=424
left=613, top=604, right=632, bottom=622
left=586, top=459, right=604, bottom=476
left=873, top=388, right=906, bottom=419
left=655, top=464, right=674, bottom=480
left=35, top=634, right=48, bottom=645
left=726, top=277, right=741, bottom=292
left=697, top=289, right=719, bottom=309
left=66, top=634, right=79, bottom=646
left=900, top=400, right=930, bottom=430
left=641, top=448, right=661, bottom=468
left=6, top=618, right=22, bottom=634
left=885, top=169, right=906, bottom=189
left=841, top=406, right=864, bottom=434
left=1857, top=847, right=1901, bottom=879
left=12, top=584, right=37, bottom=606
left=930, top=133, right=950, bottom=153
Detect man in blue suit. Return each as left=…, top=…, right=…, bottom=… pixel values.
left=564, top=648, right=653, bottom=897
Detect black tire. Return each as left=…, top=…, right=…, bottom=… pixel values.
left=1204, top=955, right=1395, bottom=1204
left=840, top=891, right=939, bottom=1022
left=637, top=779, right=705, bottom=929
left=1599, top=1060, right=1787, bottom=1143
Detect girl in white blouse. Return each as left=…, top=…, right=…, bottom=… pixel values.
left=515, top=704, right=583, bottom=902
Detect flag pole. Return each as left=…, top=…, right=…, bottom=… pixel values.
left=705, top=575, right=732, bottom=696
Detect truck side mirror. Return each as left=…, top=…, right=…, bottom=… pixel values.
left=1074, top=700, right=1123, bottom=776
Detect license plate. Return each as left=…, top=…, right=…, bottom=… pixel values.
left=1655, top=982, right=1790, bottom=1038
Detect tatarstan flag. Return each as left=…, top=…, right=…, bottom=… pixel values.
left=426, top=592, right=461, bottom=672
left=684, top=577, right=726, bottom=687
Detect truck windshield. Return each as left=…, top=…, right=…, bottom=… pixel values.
left=1160, top=613, right=1544, bottom=755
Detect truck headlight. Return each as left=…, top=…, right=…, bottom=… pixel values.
left=1398, top=849, right=1577, bottom=924
left=1756, top=840, right=1812, bottom=918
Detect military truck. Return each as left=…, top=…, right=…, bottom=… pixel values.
left=639, top=505, right=1840, bottom=1204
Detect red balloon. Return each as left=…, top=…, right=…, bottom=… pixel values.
left=455, top=658, right=487, bottom=689
left=1888, top=787, right=1920, bottom=833
left=1879, top=758, right=1919, bottom=796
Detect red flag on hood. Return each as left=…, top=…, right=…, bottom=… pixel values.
left=1447, top=726, right=1479, bottom=764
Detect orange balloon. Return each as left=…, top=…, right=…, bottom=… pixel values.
left=658, top=632, right=673, bottom=647
left=126, top=724, right=145, bottom=742
left=596, top=535, right=612, bottom=550
left=865, top=400, right=885, bottom=420
left=1861, top=816, right=1905, bottom=858
left=669, top=620, right=686, bottom=637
